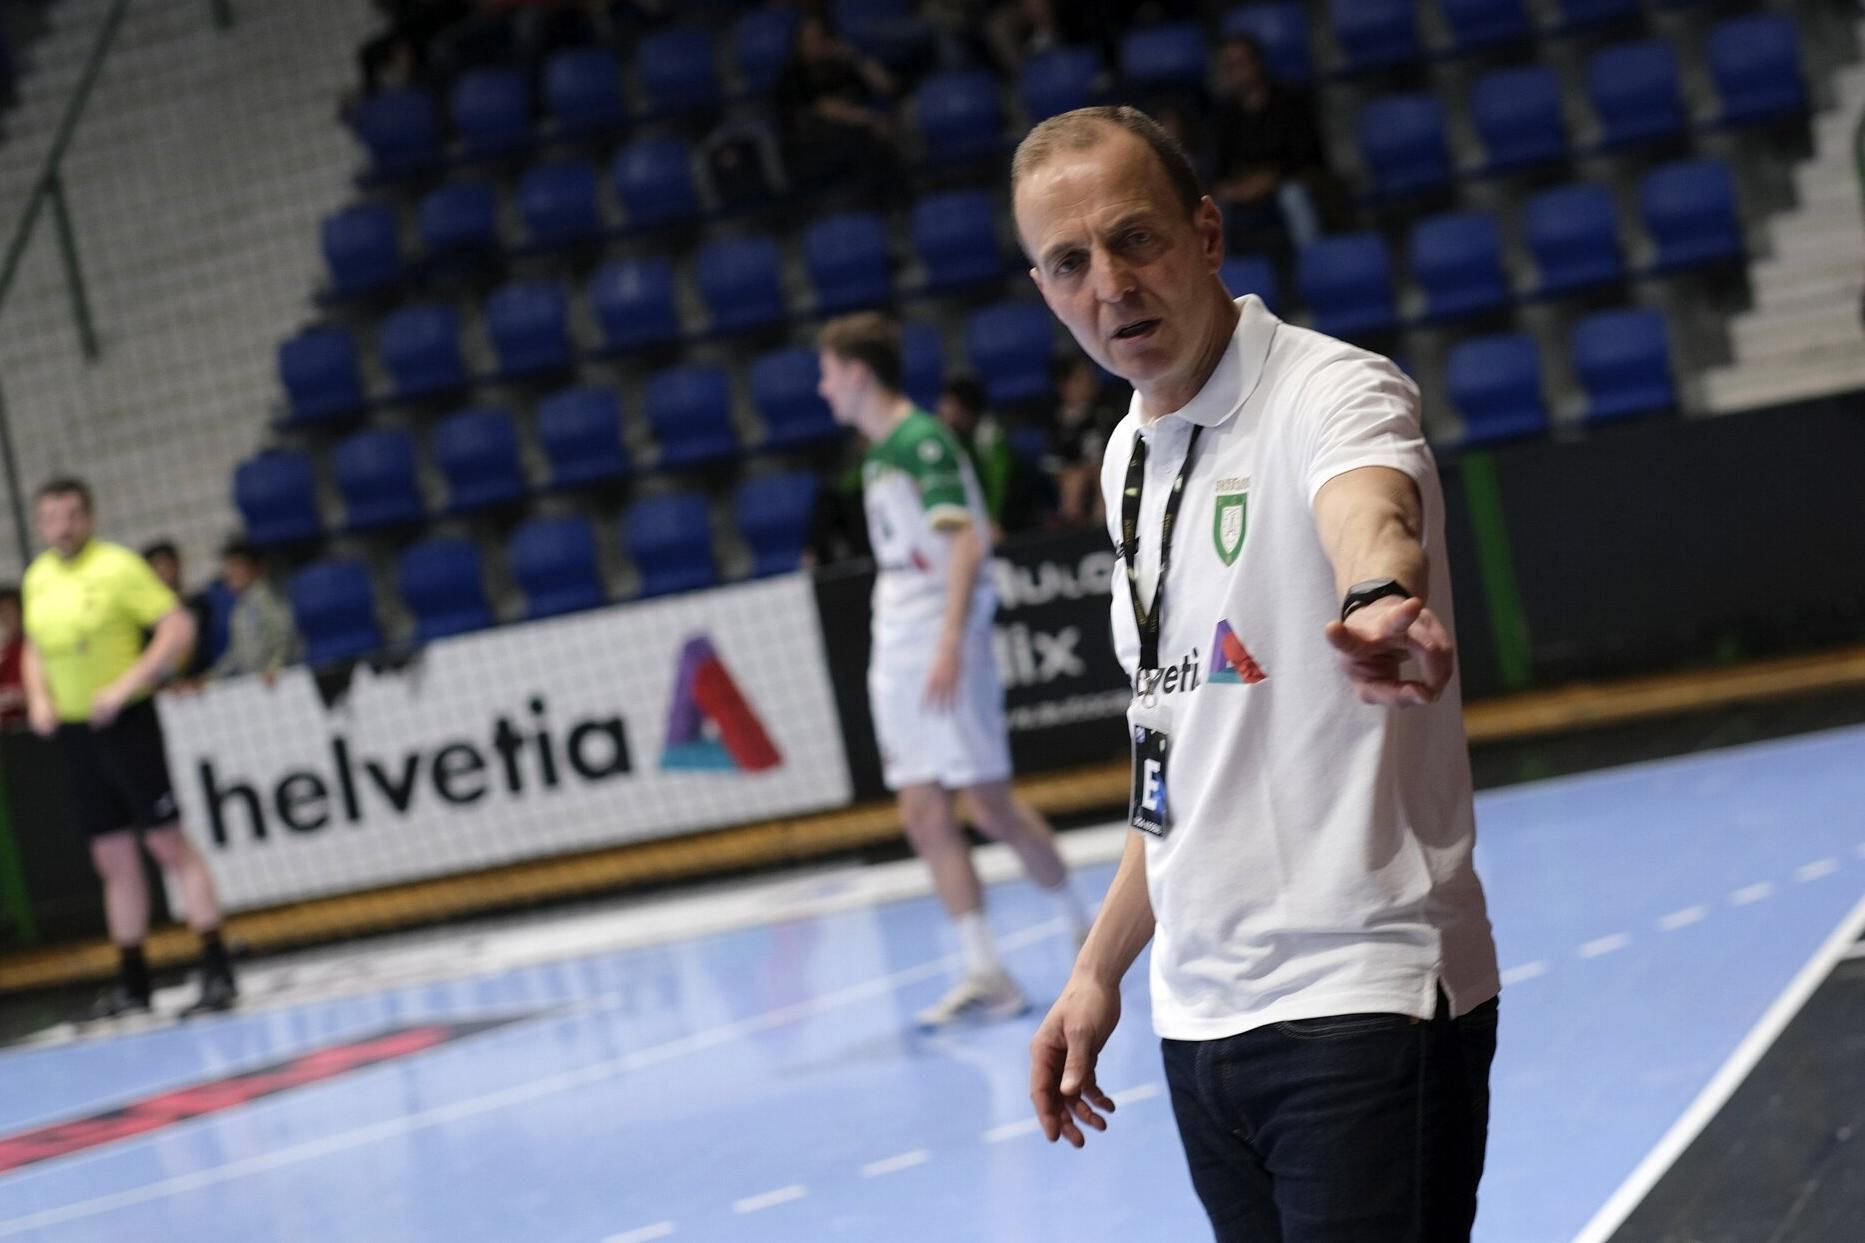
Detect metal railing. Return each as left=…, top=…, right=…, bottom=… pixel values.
left=0, top=0, right=234, bottom=568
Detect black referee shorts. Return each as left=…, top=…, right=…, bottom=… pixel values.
left=55, top=698, right=181, bottom=841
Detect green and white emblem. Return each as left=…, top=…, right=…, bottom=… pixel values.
left=1213, top=491, right=1247, bottom=566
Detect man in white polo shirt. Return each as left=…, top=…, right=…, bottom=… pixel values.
left=1015, top=107, right=1501, bottom=1241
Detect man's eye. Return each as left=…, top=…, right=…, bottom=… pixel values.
left=1055, top=257, right=1080, bottom=276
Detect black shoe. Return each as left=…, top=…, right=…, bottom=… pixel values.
left=179, top=971, right=238, bottom=1019
left=89, top=984, right=153, bottom=1021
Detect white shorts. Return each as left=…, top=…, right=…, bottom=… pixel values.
left=868, top=623, right=1013, bottom=792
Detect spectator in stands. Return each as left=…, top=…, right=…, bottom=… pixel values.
left=1045, top=356, right=1124, bottom=529
left=141, top=540, right=213, bottom=679
left=207, top=541, right=300, bottom=684
left=0, top=586, right=24, bottom=730
left=776, top=15, right=902, bottom=206
left=937, top=377, right=1014, bottom=540
left=1209, top=34, right=1329, bottom=251
left=977, top=0, right=1061, bottom=75
left=356, top=0, right=473, bottom=96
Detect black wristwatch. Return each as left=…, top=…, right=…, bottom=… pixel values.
left=1340, top=578, right=1412, bottom=622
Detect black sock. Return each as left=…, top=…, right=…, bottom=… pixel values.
left=118, top=944, right=151, bottom=999
left=198, top=928, right=233, bottom=982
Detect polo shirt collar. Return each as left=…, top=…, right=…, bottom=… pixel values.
left=1131, top=295, right=1279, bottom=434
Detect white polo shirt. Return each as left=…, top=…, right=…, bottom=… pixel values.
left=1101, top=295, right=1500, bottom=1042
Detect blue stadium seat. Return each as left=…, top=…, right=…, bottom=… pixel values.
left=290, top=562, right=382, bottom=665
left=1554, top=0, right=1639, bottom=32
left=645, top=365, right=739, bottom=466
left=351, top=88, right=441, bottom=181
left=450, top=68, right=531, bottom=160
left=1332, top=0, right=1421, bottom=74
left=419, top=181, right=500, bottom=260
left=903, top=322, right=945, bottom=409
left=834, top=0, right=934, bottom=70
left=333, top=428, right=424, bottom=531
left=432, top=406, right=526, bottom=513
left=1572, top=308, right=1675, bottom=420
left=590, top=257, right=681, bottom=352
left=613, top=138, right=699, bottom=229
left=1709, top=14, right=1806, bottom=125
left=697, top=236, right=785, bottom=334
left=966, top=302, right=1055, bottom=406
left=1219, top=255, right=1281, bottom=315
left=488, top=279, right=574, bottom=379
left=321, top=203, right=401, bottom=298
left=806, top=213, right=891, bottom=315
left=1120, top=22, right=1208, bottom=94
left=278, top=326, right=366, bottom=425
left=1524, top=183, right=1624, bottom=296
left=1297, top=234, right=1398, bottom=339
left=1472, top=66, right=1567, bottom=174
left=1019, top=45, right=1105, bottom=121
left=733, top=6, right=799, bottom=94
left=519, top=161, right=603, bottom=251
left=751, top=347, right=840, bottom=449
left=1222, top=5, right=1312, bottom=85
left=625, top=493, right=719, bottom=598
left=234, top=451, right=323, bottom=547
left=1411, top=211, right=1510, bottom=321
left=538, top=386, right=629, bottom=488
left=912, top=190, right=1002, bottom=293
left=399, top=538, right=495, bottom=643
left=638, top=27, right=721, bottom=117
left=200, top=580, right=236, bottom=668
left=1641, top=159, right=1742, bottom=273
left=1442, top=0, right=1531, bottom=53
left=509, top=517, right=606, bottom=619
left=1357, top=95, right=1452, bottom=200
left=1588, top=41, right=1687, bottom=151
left=544, top=46, right=624, bottom=137
left=736, top=473, right=820, bottom=577
left=381, top=302, right=467, bottom=400
left=917, top=70, right=1005, bottom=164
left=1446, top=334, right=1548, bottom=443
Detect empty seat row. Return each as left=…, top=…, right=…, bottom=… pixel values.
left=1446, top=307, right=1678, bottom=443
left=324, top=179, right=1010, bottom=304
left=280, top=291, right=1053, bottom=422
left=1358, top=26, right=1804, bottom=199
left=1299, top=158, right=1740, bottom=338
left=289, top=478, right=817, bottom=664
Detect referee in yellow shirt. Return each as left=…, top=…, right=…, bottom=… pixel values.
left=20, top=478, right=237, bottom=1018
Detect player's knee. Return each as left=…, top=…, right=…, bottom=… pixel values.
left=88, top=833, right=139, bottom=878
left=142, top=827, right=189, bottom=869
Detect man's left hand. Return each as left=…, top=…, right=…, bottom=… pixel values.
left=1323, top=596, right=1453, bottom=707
left=89, top=681, right=133, bottom=728
left=923, top=639, right=962, bottom=711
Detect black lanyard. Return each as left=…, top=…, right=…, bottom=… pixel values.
left=1120, top=424, right=1202, bottom=679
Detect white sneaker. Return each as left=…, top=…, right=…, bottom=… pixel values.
left=915, top=968, right=1029, bottom=1028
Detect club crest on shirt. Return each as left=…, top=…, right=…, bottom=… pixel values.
left=1208, top=618, right=1266, bottom=684
left=1212, top=477, right=1249, bottom=566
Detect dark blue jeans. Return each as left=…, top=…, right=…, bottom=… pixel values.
left=1161, top=992, right=1499, bottom=1243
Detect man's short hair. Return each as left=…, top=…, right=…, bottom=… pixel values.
left=34, top=477, right=93, bottom=512
left=220, top=537, right=261, bottom=566
left=818, top=312, right=904, bottom=393
left=141, top=539, right=179, bottom=565
left=940, top=376, right=987, bottom=416
left=1011, top=105, right=1205, bottom=220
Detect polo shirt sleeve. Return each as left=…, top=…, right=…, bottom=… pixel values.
left=907, top=425, right=972, bottom=531
left=118, top=549, right=181, bottom=628
left=1299, top=354, right=1433, bottom=507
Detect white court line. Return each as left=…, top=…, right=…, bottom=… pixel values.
left=860, top=1149, right=930, bottom=1178
left=1730, top=882, right=1776, bottom=906
left=0, top=919, right=1068, bottom=1239
left=604, top=1223, right=675, bottom=1242
left=1579, top=934, right=1632, bottom=960
left=733, top=1186, right=805, bottom=1214
left=982, top=1118, right=1043, bottom=1143
left=1657, top=906, right=1708, bottom=932
left=1795, top=859, right=1839, bottom=884
left=1500, top=961, right=1549, bottom=985
left=1569, top=891, right=1865, bottom=1243
left=1110, top=1083, right=1162, bottom=1107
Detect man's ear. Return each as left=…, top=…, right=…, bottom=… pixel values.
left=1196, top=196, right=1226, bottom=269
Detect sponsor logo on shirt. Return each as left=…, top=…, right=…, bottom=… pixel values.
left=1213, top=478, right=1249, bottom=567
left=1209, top=619, right=1267, bottom=684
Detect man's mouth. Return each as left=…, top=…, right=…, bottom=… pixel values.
left=1112, top=319, right=1159, bottom=341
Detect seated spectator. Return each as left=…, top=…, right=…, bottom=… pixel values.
left=937, top=377, right=1016, bottom=541
left=0, top=586, right=23, bottom=729
left=1210, top=34, right=1332, bottom=251
left=208, top=541, right=300, bottom=683
left=1045, top=356, right=1125, bottom=529
left=776, top=15, right=902, bottom=207
left=356, top=0, right=474, bottom=96
left=141, top=539, right=215, bottom=678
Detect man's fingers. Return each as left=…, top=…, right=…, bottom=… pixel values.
left=1376, top=596, right=1424, bottom=637
left=1068, top=1096, right=1108, bottom=1132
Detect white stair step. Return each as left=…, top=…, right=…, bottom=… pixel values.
left=1731, top=302, right=1864, bottom=354
left=1705, top=356, right=1865, bottom=413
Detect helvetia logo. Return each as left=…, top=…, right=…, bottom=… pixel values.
left=660, top=635, right=783, bottom=772
left=1208, top=620, right=1267, bottom=684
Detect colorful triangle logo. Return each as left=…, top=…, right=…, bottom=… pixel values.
left=1208, top=620, right=1267, bottom=685
left=661, top=635, right=783, bottom=772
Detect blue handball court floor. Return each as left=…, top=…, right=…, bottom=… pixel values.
left=2, top=723, right=1864, bottom=1243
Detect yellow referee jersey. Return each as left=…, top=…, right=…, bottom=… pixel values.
left=22, top=540, right=178, bottom=722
